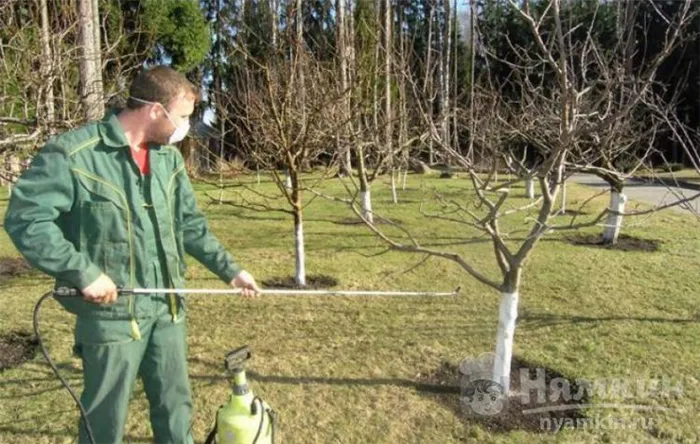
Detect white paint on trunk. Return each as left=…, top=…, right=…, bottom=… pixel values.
left=560, top=180, right=567, bottom=214
left=285, top=173, right=292, bottom=189
left=525, top=178, right=535, bottom=199
left=391, top=170, right=398, bottom=204
left=402, top=168, right=408, bottom=190
left=361, top=190, right=373, bottom=224
left=603, top=191, right=627, bottom=244
left=294, top=216, right=306, bottom=286
left=492, top=291, right=519, bottom=394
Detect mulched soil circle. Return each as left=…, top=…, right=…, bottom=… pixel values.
left=262, top=274, right=339, bottom=289
left=0, top=331, right=38, bottom=371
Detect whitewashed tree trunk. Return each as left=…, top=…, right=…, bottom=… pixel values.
left=293, top=210, right=306, bottom=286
left=525, top=178, right=535, bottom=199
left=492, top=291, right=519, bottom=394
left=361, top=189, right=373, bottom=224
left=285, top=171, right=292, bottom=189
left=391, top=170, right=398, bottom=204
left=402, top=168, right=408, bottom=190
left=560, top=180, right=567, bottom=214
left=603, top=190, right=627, bottom=244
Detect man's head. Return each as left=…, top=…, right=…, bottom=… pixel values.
left=125, top=65, right=200, bottom=145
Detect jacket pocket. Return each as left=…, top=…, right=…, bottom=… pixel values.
left=79, top=200, right=129, bottom=246
left=72, top=316, right=136, bottom=358
left=103, top=243, right=131, bottom=288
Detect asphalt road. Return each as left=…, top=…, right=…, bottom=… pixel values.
left=569, top=173, right=700, bottom=215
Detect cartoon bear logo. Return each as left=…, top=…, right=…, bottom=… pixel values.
left=459, top=352, right=508, bottom=417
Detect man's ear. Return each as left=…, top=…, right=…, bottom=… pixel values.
left=147, top=104, right=161, bottom=121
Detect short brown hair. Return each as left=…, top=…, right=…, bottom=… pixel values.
left=126, top=65, right=200, bottom=110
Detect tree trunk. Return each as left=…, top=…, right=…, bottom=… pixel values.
left=560, top=179, right=567, bottom=214
left=39, top=0, right=55, bottom=131
left=78, top=0, right=103, bottom=121
left=467, top=0, right=476, bottom=164
left=452, top=0, right=458, bottom=158
left=356, top=145, right=373, bottom=223
left=525, top=178, right=535, bottom=199
left=270, top=0, right=278, bottom=51
left=440, top=0, right=451, bottom=151
left=91, top=0, right=103, bottom=104
left=295, top=0, right=306, bottom=144
left=336, top=0, right=352, bottom=176
left=398, top=1, right=409, bottom=191
left=216, top=0, right=224, bottom=204
left=293, top=207, right=306, bottom=286
left=492, top=291, right=519, bottom=394
left=384, top=0, right=396, bottom=204
left=603, top=190, right=627, bottom=244
left=425, top=5, right=435, bottom=164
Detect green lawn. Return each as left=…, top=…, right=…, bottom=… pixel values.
left=634, top=168, right=700, bottom=185
left=1, top=173, right=699, bottom=444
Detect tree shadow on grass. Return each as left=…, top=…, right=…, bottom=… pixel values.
left=518, top=311, right=700, bottom=330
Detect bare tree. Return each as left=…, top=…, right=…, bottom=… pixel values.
left=328, top=0, right=696, bottom=395
left=220, top=52, right=345, bottom=286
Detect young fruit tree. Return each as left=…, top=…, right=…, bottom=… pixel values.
left=217, top=50, right=345, bottom=287
left=331, top=0, right=696, bottom=394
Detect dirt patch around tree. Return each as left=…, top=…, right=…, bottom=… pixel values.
left=0, top=257, right=33, bottom=278
left=565, top=234, right=661, bottom=252
left=0, top=331, right=38, bottom=371
left=262, top=274, right=339, bottom=289
left=419, top=356, right=589, bottom=434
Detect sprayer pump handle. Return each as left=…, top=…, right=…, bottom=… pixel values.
left=53, top=286, right=134, bottom=297
left=224, top=345, right=251, bottom=371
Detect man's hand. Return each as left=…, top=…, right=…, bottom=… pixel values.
left=81, top=273, right=118, bottom=304
left=231, top=270, right=261, bottom=298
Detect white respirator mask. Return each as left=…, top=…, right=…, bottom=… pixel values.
left=130, top=96, right=191, bottom=144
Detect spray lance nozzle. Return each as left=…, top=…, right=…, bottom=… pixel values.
left=225, top=346, right=252, bottom=395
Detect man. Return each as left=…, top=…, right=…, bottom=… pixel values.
left=4, top=65, right=260, bottom=443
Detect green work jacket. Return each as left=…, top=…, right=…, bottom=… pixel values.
left=4, top=112, right=241, bottom=328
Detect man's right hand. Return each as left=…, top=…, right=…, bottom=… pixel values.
left=81, top=273, right=118, bottom=304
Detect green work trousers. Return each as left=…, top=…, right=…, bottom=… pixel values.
left=73, top=297, right=194, bottom=444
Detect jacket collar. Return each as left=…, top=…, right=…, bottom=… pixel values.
left=98, top=110, right=168, bottom=154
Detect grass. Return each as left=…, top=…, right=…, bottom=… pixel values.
left=1, top=173, right=700, bottom=444
left=633, top=168, right=700, bottom=184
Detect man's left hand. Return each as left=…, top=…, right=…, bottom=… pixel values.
left=231, top=270, right=261, bottom=298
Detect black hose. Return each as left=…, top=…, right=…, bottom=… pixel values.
left=251, top=396, right=276, bottom=444
left=33, top=291, right=96, bottom=444
left=36, top=288, right=276, bottom=444
left=251, top=397, right=265, bottom=443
